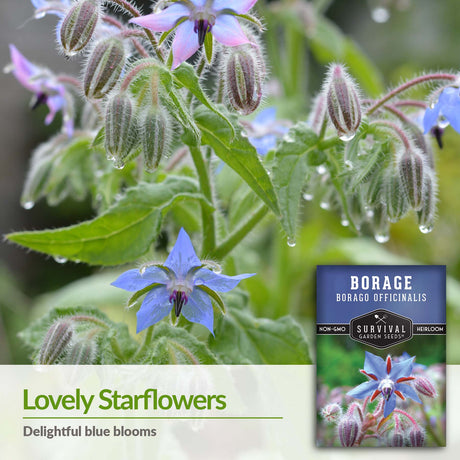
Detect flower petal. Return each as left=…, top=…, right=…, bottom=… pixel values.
left=9, top=44, right=41, bottom=93
left=383, top=393, right=397, bottom=418
left=182, top=288, right=214, bottom=335
left=164, top=228, right=202, bottom=278
left=389, top=355, right=414, bottom=381
left=129, top=4, right=189, bottom=32
left=437, top=87, right=460, bottom=133
left=212, top=14, right=251, bottom=46
left=136, top=286, right=172, bottom=333
left=253, top=107, right=277, bottom=126
left=171, top=21, right=201, bottom=69
left=423, top=105, right=440, bottom=134
left=249, top=133, right=277, bottom=156
left=396, top=382, right=422, bottom=404
left=347, top=380, right=379, bottom=399
left=194, top=268, right=255, bottom=292
left=363, top=351, right=387, bottom=380
left=111, top=267, right=169, bottom=292
left=213, top=0, right=258, bottom=14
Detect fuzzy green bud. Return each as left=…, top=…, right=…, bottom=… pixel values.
left=337, top=416, right=359, bottom=447
left=65, top=338, right=97, bottom=365
left=84, top=38, right=125, bottom=100
left=225, top=45, right=264, bottom=115
left=417, top=173, right=437, bottom=234
left=385, top=173, right=409, bottom=223
left=140, top=107, right=171, bottom=173
left=37, top=319, right=73, bottom=364
left=60, top=0, right=99, bottom=56
left=398, top=149, right=425, bottom=210
left=105, top=94, right=137, bottom=168
left=325, top=64, right=362, bottom=141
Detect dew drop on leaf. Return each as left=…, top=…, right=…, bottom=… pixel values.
left=53, top=256, right=68, bottom=264
left=287, top=237, right=296, bottom=247
left=303, top=193, right=313, bottom=201
left=316, top=165, right=327, bottom=175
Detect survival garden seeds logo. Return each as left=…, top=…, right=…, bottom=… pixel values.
left=316, top=265, right=446, bottom=447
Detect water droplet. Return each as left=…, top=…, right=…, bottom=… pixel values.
left=240, top=130, right=248, bottom=138
left=374, top=233, right=389, bottom=244
left=339, top=132, right=356, bottom=142
left=344, top=160, right=353, bottom=170
left=106, top=153, right=114, bottom=161
left=371, top=6, right=390, bottom=23
left=284, top=134, right=294, bottom=143
left=419, top=224, right=433, bottom=234
left=316, top=164, right=327, bottom=175
left=303, top=193, right=313, bottom=201
left=320, top=201, right=330, bottom=210
left=287, top=237, right=296, bottom=247
left=53, top=256, right=68, bottom=264
left=113, top=160, right=125, bottom=170
left=341, top=217, right=350, bottom=227
left=22, top=201, right=35, bottom=210
left=365, top=208, right=374, bottom=218
left=34, top=11, right=46, bottom=19
left=438, top=116, right=450, bottom=129
left=266, top=170, right=271, bottom=176
left=213, top=266, right=222, bottom=274
left=3, top=64, right=13, bottom=74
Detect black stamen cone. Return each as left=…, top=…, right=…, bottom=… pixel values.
left=31, top=92, right=48, bottom=110
left=195, top=19, right=209, bottom=47
left=174, top=291, right=187, bottom=317
left=431, top=126, right=444, bottom=149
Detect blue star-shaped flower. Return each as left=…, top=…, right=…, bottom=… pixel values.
left=423, top=87, right=460, bottom=134
left=111, top=228, right=255, bottom=334
left=347, top=351, right=422, bottom=418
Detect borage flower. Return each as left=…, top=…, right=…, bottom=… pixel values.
left=30, top=0, right=71, bottom=18
left=423, top=86, right=460, bottom=134
left=347, top=351, right=422, bottom=418
left=130, top=0, right=258, bottom=69
left=7, top=44, right=73, bottom=136
left=111, top=228, right=255, bottom=334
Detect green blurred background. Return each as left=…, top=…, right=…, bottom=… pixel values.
left=1, top=0, right=460, bottom=363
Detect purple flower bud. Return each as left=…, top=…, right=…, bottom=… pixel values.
left=389, top=431, right=405, bottom=447
left=84, top=38, right=125, bottom=100
left=414, top=376, right=437, bottom=398
left=398, top=149, right=426, bottom=210
left=37, top=319, right=73, bottom=364
left=325, top=64, right=362, bottom=141
left=385, top=173, right=409, bottom=223
left=66, top=338, right=96, bottom=364
left=140, top=107, right=171, bottom=173
left=59, top=0, right=99, bottom=56
left=321, top=403, right=343, bottom=423
left=417, top=173, right=437, bottom=234
left=225, top=45, right=264, bottom=115
left=337, top=416, right=359, bottom=447
left=105, top=94, right=137, bottom=168
left=409, top=427, right=425, bottom=447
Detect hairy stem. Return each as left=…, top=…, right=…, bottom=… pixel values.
left=132, top=325, right=155, bottom=361
left=370, top=120, right=412, bottom=150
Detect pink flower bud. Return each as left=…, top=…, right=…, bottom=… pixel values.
left=409, top=427, right=425, bottom=447
left=321, top=403, right=342, bottom=423
left=60, top=0, right=99, bottom=56
left=414, top=376, right=437, bottom=398
left=337, top=416, right=359, bottom=447
left=37, top=320, right=73, bottom=364
left=84, top=38, right=125, bottom=100
left=325, top=64, right=362, bottom=141
left=390, top=431, right=405, bottom=447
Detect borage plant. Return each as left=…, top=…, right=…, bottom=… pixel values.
left=5, top=0, right=460, bottom=364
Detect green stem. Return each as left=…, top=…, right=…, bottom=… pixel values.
left=132, top=325, right=155, bottom=361
left=421, top=408, right=444, bottom=446
left=189, top=145, right=216, bottom=255
left=210, top=204, right=268, bottom=260
left=110, top=336, right=126, bottom=363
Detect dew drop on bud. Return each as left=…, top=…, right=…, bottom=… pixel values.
left=371, top=7, right=390, bottom=23
left=374, top=233, right=389, bottom=244
left=34, top=11, right=46, bottom=19
left=316, top=165, right=327, bottom=175
left=22, top=201, right=35, bottom=210
left=53, top=256, right=68, bottom=264
left=303, top=193, right=313, bottom=201
left=287, top=237, right=296, bottom=247
left=113, top=161, right=125, bottom=170
left=419, top=224, right=433, bottom=234
left=344, top=160, right=353, bottom=169
left=339, top=133, right=356, bottom=142
left=320, top=201, right=330, bottom=210
left=213, top=266, right=222, bottom=274
left=341, top=217, right=350, bottom=227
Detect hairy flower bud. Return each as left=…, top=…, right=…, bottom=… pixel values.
left=385, top=173, right=409, bottom=223
left=140, top=107, right=171, bottom=172
left=417, top=173, right=437, bottom=234
left=325, top=64, right=362, bottom=141
left=37, top=319, right=73, bottom=364
left=337, top=416, right=359, bottom=447
left=371, top=202, right=390, bottom=244
left=84, top=38, right=125, bottom=100
left=399, top=149, right=425, bottom=210
left=321, top=403, right=342, bottom=423
left=105, top=94, right=137, bottom=168
left=60, top=0, right=99, bottom=56
left=225, top=45, right=264, bottom=115
left=389, top=431, right=405, bottom=447
left=66, top=338, right=97, bottom=364
left=409, top=427, right=425, bottom=447
left=414, top=376, right=437, bottom=398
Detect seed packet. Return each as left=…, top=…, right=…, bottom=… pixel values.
left=316, top=265, right=446, bottom=447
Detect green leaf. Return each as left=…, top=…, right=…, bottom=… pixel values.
left=272, top=122, right=319, bottom=237
left=309, top=17, right=384, bottom=97
left=209, top=307, right=311, bottom=364
left=146, top=323, right=220, bottom=364
left=193, top=106, right=280, bottom=217
left=8, top=176, right=212, bottom=266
